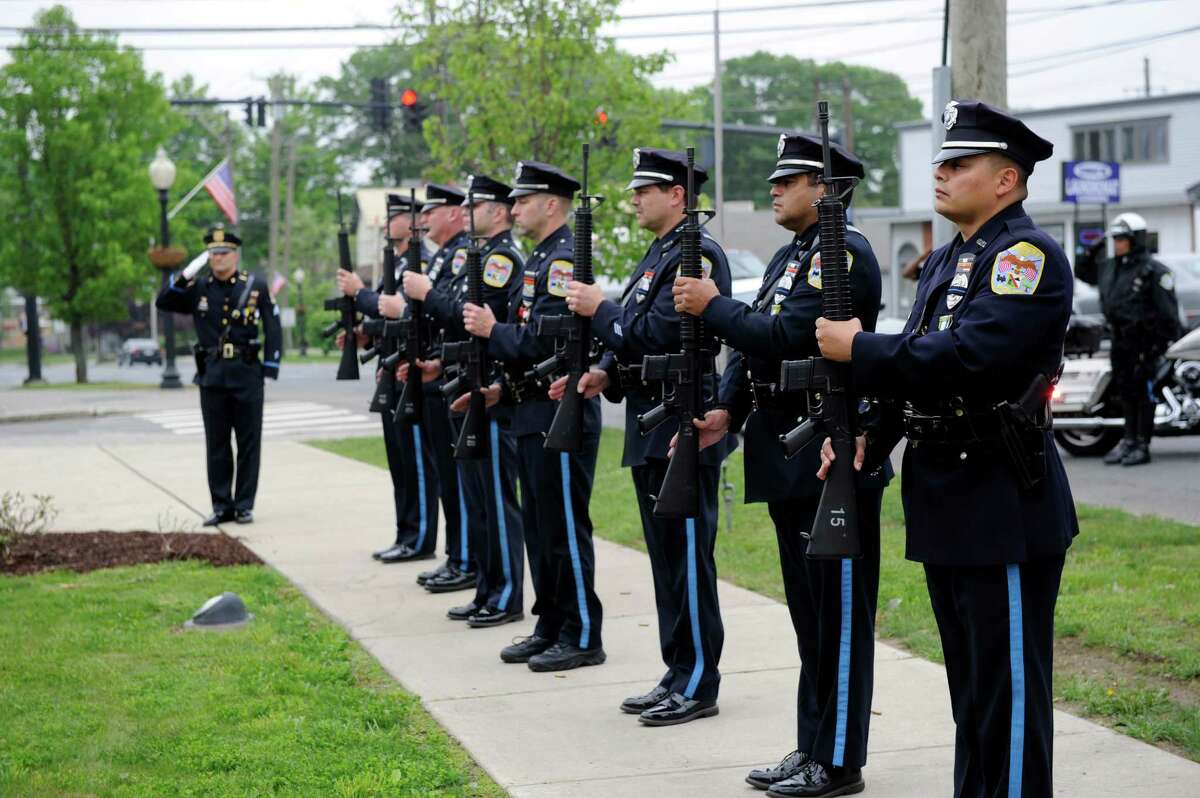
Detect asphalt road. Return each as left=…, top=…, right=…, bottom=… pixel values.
left=2, top=358, right=1196, bottom=524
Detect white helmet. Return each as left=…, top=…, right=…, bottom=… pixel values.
left=1109, top=212, right=1147, bottom=238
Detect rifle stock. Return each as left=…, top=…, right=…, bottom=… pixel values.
left=776, top=101, right=861, bottom=559
left=543, top=143, right=604, bottom=452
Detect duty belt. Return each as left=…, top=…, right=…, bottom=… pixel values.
left=749, top=380, right=800, bottom=415
left=902, top=400, right=1004, bottom=445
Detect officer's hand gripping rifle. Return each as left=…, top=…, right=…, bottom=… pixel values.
left=392, top=189, right=428, bottom=427
left=442, top=188, right=489, bottom=459
left=635, top=147, right=716, bottom=519
left=364, top=194, right=404, bottom=412
left=534, top=143, right=604, bottom=452
left=776, top=101, right=861, bottom=559
left=321, top=192, right=360, bottom=380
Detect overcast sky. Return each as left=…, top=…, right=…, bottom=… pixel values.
left=1, top=0, right=1198, bottom=121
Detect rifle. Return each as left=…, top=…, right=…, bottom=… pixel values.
left=439, top=187, right=489, bottom=459
left=392, top=188, right=428, bottom=427
left=363, top=194, right=404, bottom=412
left=776, top=100, right=861, bottom=559
left=635, top=147, right=716, bottom=519
left=533, top=143, right=604, bottom=452
left=321, top=191, right=360, bottom=380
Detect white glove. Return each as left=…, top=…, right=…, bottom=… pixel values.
left=181, top=251, right=209, bottom=280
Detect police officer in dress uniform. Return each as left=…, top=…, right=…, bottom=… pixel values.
left=336, top=194, right=441, bottom=563
left=673, top=135, right=889, bottom=796
left=558, top=149, right=735, bottom=725
left=815, top=100, right=1079, bottom=798
left=155, top=225, right=282, bottom=526
left=462, top=161, right=607, bottom=671
left=1075, top=212, right=1182, bottom=466
left=404, top=174, right=527, bottom=627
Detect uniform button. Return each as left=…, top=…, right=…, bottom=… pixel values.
left=960, top=451, right=967, bottom=460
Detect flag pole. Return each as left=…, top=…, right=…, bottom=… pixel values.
left=168, top=158, right=228, bottom=221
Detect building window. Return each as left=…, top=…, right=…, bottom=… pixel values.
left=1071, top=117, right=1168, bottom=164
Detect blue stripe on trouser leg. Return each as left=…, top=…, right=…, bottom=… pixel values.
left=559, top=452, right=591, bottom=649
left=832, top=557, right=853, bottom=767
left=492, top=422, right=514, bottom=611
left=1007, top=563, right=1026, bottom=798
left=412, top=426, right=428, bottom=550
left=457, top=463, right=469, bottom=571
left=683, top=517, right=706, bottom=699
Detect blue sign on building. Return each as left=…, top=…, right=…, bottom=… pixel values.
left=1062, top=160, right=1121, bottom=204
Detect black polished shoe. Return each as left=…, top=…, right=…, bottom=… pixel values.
left=202, top=511, right=234, bottom=527
left=416, top=559, right=453, bottom=584
left=500, top=635, right=555, bottom=663
left=638, top=692, right=719, bottom=727
left=378, top=544, right=436, bottom=564
left=447, top=602, right=480, bottom=621
left=1104, top=438, right=1134, bottom=465
left=466, top=606, right=524, bottom=628
left=747, top=750, right=810, bottom=790
left=765, top=761, right=864, bottom=797
left=424, top=568, right=477, bottom=593
left=527, top=642, right=606, bottom=672
left=234, top=509, right=253, bottom=524
left=619, top=684, right=671, bottom=715
left=1121, top=442, right=1151, bottom=466
left=372, top=544, right=400, bottom=561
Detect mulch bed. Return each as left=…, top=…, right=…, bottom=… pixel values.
left=1, top=531, right=262, bottom=576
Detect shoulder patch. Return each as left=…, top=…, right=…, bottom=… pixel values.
left=990, top=242, right=1045, bottom=296
left=806, top=251, right=855, bottom=290
left=548, top=259, right=573, bottom=297
left=450, top=248, right=469, bottom=276
left=701, top=256, right=714, bottom=280
left=1160, top=272, right=1175, bottom=291
left=484, top=254, right=515, bottom=288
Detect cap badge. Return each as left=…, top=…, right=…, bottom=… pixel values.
left=213, top=230, right=225, bottom=243
left=632, top=147, right=641, bottom=168
left=777, top=134, right=786, bottom=158
left=942, top=101, right=959, bottom=131
left=513, top=162, right=523, bottom=182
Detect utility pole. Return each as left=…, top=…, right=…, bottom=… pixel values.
left=1143, top=57, right=1151, bottom=97
left=840, top=75, right=854, bottom=152
left=283, top=136, right=297, bottom=280
left=950, top=0, right=1007, bottom=108
left=267, top=75, right=285, bottom=274
left=712, top=8, right=725, bottom=244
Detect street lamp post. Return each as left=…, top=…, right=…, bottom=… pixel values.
left=148, top=147, right=183, bottom=390
left=292, top=267, right=308, bottom=356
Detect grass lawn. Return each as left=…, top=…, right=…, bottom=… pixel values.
left=17, top=380, right=164, bottom=391
left=0, top=561, right=505, bottom=798
left=0, top=349, right=74, bottom=366
left=312, top=429, right=1200, bottom=761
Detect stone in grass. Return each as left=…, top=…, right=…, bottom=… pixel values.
left=184, top=591, right=253, bottom=630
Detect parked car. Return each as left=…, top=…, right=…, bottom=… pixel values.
left=118, top=338, right=163, bottom=366
left=1073, top=252, right=1200, bottom=331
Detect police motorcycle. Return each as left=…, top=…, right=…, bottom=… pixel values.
left=1052, top=318, right=1200, bottom=456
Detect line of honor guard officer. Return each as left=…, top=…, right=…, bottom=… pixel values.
left=314, top=99, right=1075, bottom=796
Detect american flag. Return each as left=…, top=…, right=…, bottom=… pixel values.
left=203, top=160, right=238, bottom=224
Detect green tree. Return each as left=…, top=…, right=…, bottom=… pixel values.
left=686, top=52, right=923, bottom=208
left=0, top=6, right=174, bottom=382
left=403, top=0, right=683, bottom=276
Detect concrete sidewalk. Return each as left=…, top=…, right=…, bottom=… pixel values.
left=8, top=440, right=1197, bottom=797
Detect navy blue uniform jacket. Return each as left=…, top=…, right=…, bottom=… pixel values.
left=851, top=202, right=1078, bottom=566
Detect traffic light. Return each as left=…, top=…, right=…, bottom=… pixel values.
left=369, top=77, right=392, bottom=132
left=400, top=88, right=427, bottom=133
left=244, top=98, right=254, bottom=127
left=256, top=97, right=267, bottom=127
left=594, top=106, right=617, bottom=148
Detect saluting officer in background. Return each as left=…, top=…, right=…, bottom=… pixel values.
left=463, top=161, right=607, bottom=671
left=673, top=135, right=888, bottom=797
left=558, top=149, right=735, bottom=725
left=405, top=174, right=527, bottom=626
left=816, top=101, right=1078, bottom=798
left=335, top=194, right=441, bottom=564
left=156, top=225, right=282, bottom=527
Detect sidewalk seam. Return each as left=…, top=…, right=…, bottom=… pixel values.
left=97, top=444, right=207, bottom=520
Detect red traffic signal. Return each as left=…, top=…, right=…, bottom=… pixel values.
left=400, top=88, right=419, bottom=108
left=594, top=108, right=609, bottom=125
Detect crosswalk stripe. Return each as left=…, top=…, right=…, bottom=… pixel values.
left=137, top=401, right=382, bottom=439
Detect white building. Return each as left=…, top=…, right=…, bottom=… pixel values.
left=883, top=91, right=1200, bottom=317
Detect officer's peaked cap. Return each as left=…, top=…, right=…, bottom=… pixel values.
left=508, top=160, right=580, bottom=199
left=626, top=148, right=709, bottom=191
left=768, top=134, right=865, bottom=183
left=464, top=174, right=515, bottom=206
left=204, top=224, right=242, bottom=250
left=933, top=100, right=1053, bottom=173
left=421, top=183, right=466, bottom=212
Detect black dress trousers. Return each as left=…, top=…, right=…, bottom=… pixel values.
left=199, top=380, right=263, bottom=514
